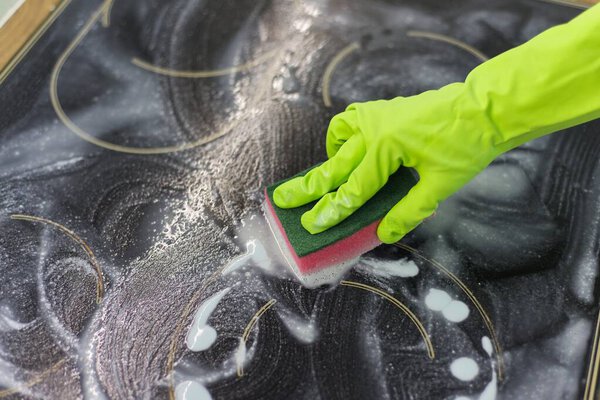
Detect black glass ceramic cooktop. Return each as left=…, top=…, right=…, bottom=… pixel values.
left=1, top=0, right=599, bottom=399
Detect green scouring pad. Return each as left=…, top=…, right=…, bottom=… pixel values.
left=263, top=165, right=417, bottom=287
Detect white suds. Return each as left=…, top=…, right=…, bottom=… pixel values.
left=360, top=257, right=419, bottom=278
left=175, top=380, right=212, bottom=400
left=442, top=300, right=470, bottom=323
left=185, top=288, right=231, bottom=352
left=425, top=288, right=469, bottom=323
left=478, top=371, right=497, bottom=400
left=425, top=288, right=452, bottom=311
left=481, top=336, right=493, bottom=356
left=235, top=338, right=247, bottom=374
left=450, top=357, right=479, bottom=381
left=277, top=311, right=318, bottom=344
left=0, top=305, right=30, bottom=332
left=223, top=240, right=272, bottom=275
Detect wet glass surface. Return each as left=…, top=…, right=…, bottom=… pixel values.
left=1, top=0, right=599, bottom=399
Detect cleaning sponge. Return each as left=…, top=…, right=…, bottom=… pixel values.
left=264, top=165, right=417, bottom=287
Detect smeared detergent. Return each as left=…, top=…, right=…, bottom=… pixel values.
left=186, top=288, right=231, bottom=352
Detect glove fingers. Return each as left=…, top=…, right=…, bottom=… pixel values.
left=273, top=134, right=365, bottom=208
left=377, top=177, right=440, bottom=244
left=301, top=150, right=397, bottom=234
left=325, top=111, right=358, bottom=158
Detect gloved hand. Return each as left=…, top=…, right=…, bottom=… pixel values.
left=274, top=4, right=600, bottom=244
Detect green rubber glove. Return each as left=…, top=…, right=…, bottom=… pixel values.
left=274, top=4, right=600, bottom=244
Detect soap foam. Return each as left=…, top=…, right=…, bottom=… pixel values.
left=175, top=380, right=212, bottom=400
left=186, top=288, right=231, bottom=352
left=360, top=257, right=419, bottom=278
left=450, top=357, right=479, bottom=382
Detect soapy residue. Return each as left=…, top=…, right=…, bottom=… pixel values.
left=223, top=239, right=271, bottom=275
left=450, top=357, right=479, bottom=381
left=233, top=212, right=359, bottom=288
left=479, top=371, right=497, bottom=400
left=442, top=300, right=470, bottom=323
left=455, top=337, right=497, bottom=400
left=185, top=287, right=231, bottom=352
left=360, top=257, right=419, bottom=278
left=479, top=336, right=498, bottom=400
left=235, top=338, right=247, bottom=376
left=424, top=288, right=452, bottom=311
left=425, top=288, right=470, bottom=323
left=227, top=214, right=291, bottom=281
left=482, top=336, right=493, bottom=356
left=277, top=310, right=318, bottom=344
left=0, top=304, right=30, bottom=332
left=175, top=380, right=212, bottom=400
